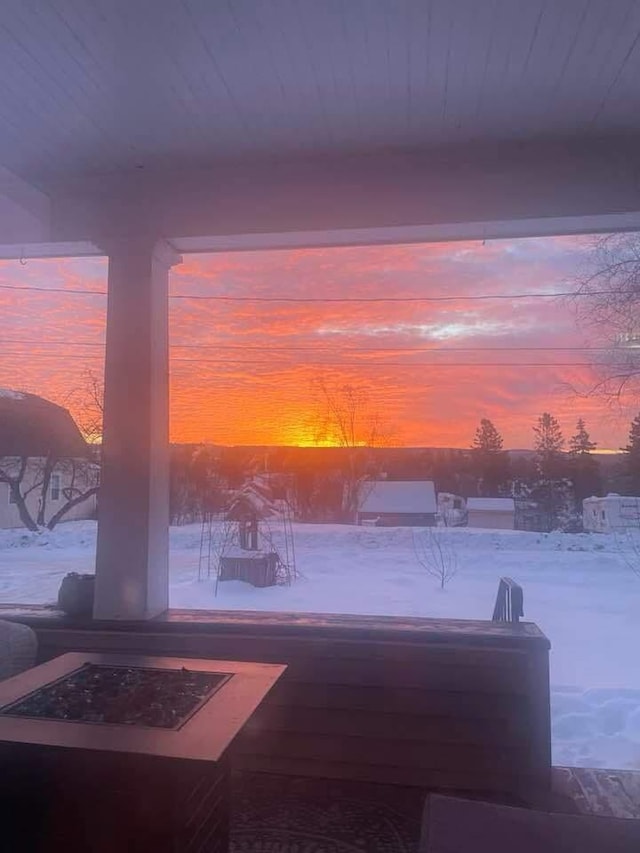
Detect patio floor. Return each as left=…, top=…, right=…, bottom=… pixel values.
left=229, top=767, right=640, bottom=852
left=230, top=772, right=425, bottom=853
left=552, top=767, right=640, bottom=819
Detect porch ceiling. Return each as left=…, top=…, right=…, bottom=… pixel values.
left=2, top=1, right=640, bottom=251
left=2, top=0, right=640, bottom=187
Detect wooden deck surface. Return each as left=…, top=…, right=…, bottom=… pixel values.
left=552, top=767, right=640, bottom=819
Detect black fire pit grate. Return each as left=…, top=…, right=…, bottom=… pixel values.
left=0, top=664, right=230, bottom=729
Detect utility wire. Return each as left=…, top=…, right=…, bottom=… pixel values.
left=0, top=284, right=106, bottom=295
left=0, top=282, right=625, bottom=302
left=173, top=359, right=600, bottom=368
left=168, top=291, right=581, bottom=303
left=0, top=351, right=606, bottom=367
left=0, top=339, right=626, bottom=353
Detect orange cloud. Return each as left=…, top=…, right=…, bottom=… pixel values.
left=0, top=237, right=634, bottom=450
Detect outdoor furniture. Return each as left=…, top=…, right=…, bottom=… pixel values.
left=0, top=652, right=285, bottom=852
left=419, top=794, right=640, bottom=852
left=0, top=620, right=37, bottom=680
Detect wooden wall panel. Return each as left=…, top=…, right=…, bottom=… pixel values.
left=28, top=615, right=551, bottom=797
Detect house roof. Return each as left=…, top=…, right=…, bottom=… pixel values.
left=583, top=494, right=640, bottom=504
left=359, top=481, right=437, bottom=515
left=0, top=389, right=88, bottom=458
left=467, top=498, right=515, bottom=512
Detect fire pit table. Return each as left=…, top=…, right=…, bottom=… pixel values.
left=0, top=652, right=286, bottom=852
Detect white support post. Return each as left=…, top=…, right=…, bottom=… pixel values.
left=94, top=238, right=181, bottom=620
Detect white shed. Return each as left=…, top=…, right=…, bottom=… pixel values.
left=583, top=494, right=640, bottom=533
left=467, top=497, right=515, bottom=530
left=357, top=481, right=437, bottom=527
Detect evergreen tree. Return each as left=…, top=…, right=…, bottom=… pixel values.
left=623, top=412, right=640, bottom=493
left=568, top=419, right=601, bottom=505
left=471, top=419, right=510, bottom=495
left=569, top=418, right=597, bottom=456
left=473, top=419, right=504, bottom=453
left=532, top=413, right=568, bottom=528
left=533, top=412, right=565, bottom=480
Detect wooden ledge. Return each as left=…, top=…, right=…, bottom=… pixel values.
left=0, top=604, right=550, bottom=649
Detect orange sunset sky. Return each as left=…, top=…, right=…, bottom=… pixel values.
left=0, top=235, right=636, bottom=450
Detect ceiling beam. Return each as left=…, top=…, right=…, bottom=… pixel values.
left=173, top=211, right=640, bottom=254
left=2, top=136, right=638, bottom=255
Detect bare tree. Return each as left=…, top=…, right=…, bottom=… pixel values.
left=311, top=378, right=391, bottom=520
left=0, top=454, right=99, bottom=532
left=0, top=457, right=40, bottom=531
left=45, top=458, right=99, bottom=529
left=412, top=527, right=458, bottom=589
left=572, top=233, right=640, bottom=402
left=64, top=368, right=104, bottom=444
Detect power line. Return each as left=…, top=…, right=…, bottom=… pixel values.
left=169, top=291, right=578, bottom=303
left=172, top=344, right=617, bottom=353
left=171, top=359, right=599, bottom=368
left=0, top=284, right=106, bottom=296
left=3, top=340, right=105, bottom=347
left=0, top=281, right=627, bottom=302
left=0, top=351, right=603, bottom=367
left=0, top=339, right=626, bottom=353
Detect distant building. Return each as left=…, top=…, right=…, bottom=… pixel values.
left=0, top=389, right=98, bottom=529
left=583, top=494, right=640, bottom=533
left=357, top=480, right=437, bottom=527
left=514, top=498, right=552, bottom=533
left=467, top=497, right=515, bottom=530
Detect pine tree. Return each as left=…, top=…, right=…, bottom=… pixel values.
left=623, top=413, right=640, bottom=457
left=472, top=419, right=504, bottom=453
left=532, top=414, right=573, bottom=529
left=533, top=413, right=565, bottom=480
left=568, top=419, right=601, bottom=505
left=471, top=419, right=509, bottom=495
left=569, top=418, right=597, bottom=456
left=623, top=413, right=640, bottom=492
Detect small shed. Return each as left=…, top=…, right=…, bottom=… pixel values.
left=467, top=497, right=515, bottom=530
left=357, top=480, right=437, bottom=527
left=583, top=494, right=640, bottom=533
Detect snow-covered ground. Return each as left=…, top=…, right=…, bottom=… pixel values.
left=1, top=520, right=639, bottom=771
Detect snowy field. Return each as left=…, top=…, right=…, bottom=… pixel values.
left=1, top=520, right=639, bottom=772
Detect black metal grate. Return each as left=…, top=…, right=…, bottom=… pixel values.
left=0, top=664, right=230, bottom=729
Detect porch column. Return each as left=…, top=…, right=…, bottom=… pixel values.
left=94, top=238, right=181, bottom=620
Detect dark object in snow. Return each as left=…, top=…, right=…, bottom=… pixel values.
left=219, top=551, right=279, bottom=587
left=57, top=572, right=95, bottom=617
left=0, top=663, right=229, bottom=729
